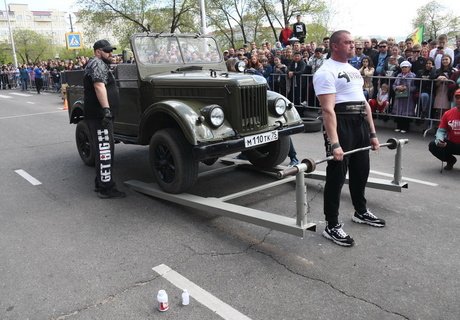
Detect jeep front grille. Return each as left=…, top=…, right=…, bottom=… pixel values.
left=238, top=85, right=268, bottom=133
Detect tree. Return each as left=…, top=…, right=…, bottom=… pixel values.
left=412, top=1, right=460, bottom=41
left=76, top=0, right=199, bottom=47
left=256, top=0, right=328, bottom=43
left=13, top=29, right=52, bottom=64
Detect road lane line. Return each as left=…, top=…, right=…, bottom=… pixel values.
left=0, top=94, right=12, bottom=99
left=0, top=110, right=64, bottom=120
left=370, top=170, right=438, bottom=186
left=153, top=264, right=252, bottom=320
left=10, top=92, right=32, bottom=97
left=14, top=169, right=42, bottom=186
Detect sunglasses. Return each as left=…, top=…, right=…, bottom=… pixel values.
left=102, top=48, right=113, bottom=53
left=379, top=46, right=387, bottom=48
left=356, top=48, right=363, bottom=50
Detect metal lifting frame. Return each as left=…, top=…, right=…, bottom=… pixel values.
left=124, top=139, right=409, bottom=238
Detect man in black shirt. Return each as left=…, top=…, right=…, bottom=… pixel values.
left=292, top=15, right=307, bottom=44
left=84, top=39, right=126, bottom=199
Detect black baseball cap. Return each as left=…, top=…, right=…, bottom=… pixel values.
left=93, top=39, right=116, bottom=51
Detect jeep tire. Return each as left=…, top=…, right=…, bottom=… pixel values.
left=242, top=135, right=290, bottom=170
left=75, top=120, right=95, bottom=167
left=149, top=128, right=199, bottom=194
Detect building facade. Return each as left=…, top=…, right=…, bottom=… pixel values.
left=0, top=3, right=83, bottom=47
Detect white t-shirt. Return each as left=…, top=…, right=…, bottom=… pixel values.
left=429, top=47, right=455, bottom=69
left=313, top=58, right=366, bottom=104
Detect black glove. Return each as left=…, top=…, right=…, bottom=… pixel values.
left=101, top=108, right=113, bottom=128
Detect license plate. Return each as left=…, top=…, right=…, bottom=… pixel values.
left=244, top=130, right=278, bottom=148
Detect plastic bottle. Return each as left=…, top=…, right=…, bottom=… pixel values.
left=157, top=289, right=169, bottom=312
left=181, top=289, right=190, bottom=306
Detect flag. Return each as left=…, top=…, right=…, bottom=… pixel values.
left=408, top=25, right=425, bottom=44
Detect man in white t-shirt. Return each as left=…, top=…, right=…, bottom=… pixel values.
left=313, top=30, right=385, bottom=247
left=429, top=34, right=455, bottom=69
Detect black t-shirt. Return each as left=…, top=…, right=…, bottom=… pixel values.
left=83, top=57, right=119, bottom=119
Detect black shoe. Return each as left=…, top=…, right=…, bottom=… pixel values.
left=97, top=188, right=126, bottom=199
left=322, top=223, right=355, bottom=247
left=444, top=157, right=457, bottom=171
left=352, top=210, right=385, bottom=227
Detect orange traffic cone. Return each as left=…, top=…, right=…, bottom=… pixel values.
left=62, top=98, right=68, bottom=110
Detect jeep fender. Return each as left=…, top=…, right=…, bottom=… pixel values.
left=140, top=100, right=229, bottom=146
left=69, top=100, right=85, bottom=124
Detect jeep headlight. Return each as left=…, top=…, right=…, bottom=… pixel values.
left=269, top=98, right=287, bottom=116
left=201, top=105, right=225, bottom=128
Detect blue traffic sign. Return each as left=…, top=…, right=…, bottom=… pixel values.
left=66, top=32, right=82, bottom=50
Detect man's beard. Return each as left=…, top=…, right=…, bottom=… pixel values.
left=101, top=56, right=112, bottom=65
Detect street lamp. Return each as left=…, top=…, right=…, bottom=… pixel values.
left=3, top=0, right=18, bottom=67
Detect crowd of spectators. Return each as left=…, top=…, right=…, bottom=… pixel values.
left=223, top=25, right=460, bottom=132
left=0, top=54, right=126, bottom=92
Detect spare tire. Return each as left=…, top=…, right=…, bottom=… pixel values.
left=302, top=117, right=322, bottom=133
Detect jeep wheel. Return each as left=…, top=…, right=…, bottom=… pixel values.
left=242, top=135, right=290, bottom=170
left=75, top=120, right=95, bottom=167
left=149, top=128, right=199, bottom=194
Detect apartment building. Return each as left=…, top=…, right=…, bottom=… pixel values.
left=0, top=3, right=83, bottom=47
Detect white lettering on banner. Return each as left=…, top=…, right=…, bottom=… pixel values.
left=97, top=129, right=111, bottom=183
left=97, top=129, right=109, bottom=142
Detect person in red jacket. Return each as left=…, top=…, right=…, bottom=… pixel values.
left=428, top=88, right=460, bottom=170
left=279, top=23, right=293, bottom=47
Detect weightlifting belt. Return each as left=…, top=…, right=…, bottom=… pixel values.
left=334, top=101, right=366, bottom=115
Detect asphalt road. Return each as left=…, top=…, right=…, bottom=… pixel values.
left=0, top=89, right=459, bottom=320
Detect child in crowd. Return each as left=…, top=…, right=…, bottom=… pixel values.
left=369, top=83, right=390, bottom=113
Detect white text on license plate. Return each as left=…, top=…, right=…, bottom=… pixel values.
left=244, top=130, right=278, bottom=148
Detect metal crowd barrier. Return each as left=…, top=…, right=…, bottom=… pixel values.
left=266, top=73, right=457, bottom=132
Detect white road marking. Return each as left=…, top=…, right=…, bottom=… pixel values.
left=0, top=110, right=64, bottom=120
left=0, top=94, right=12, bottom=99
left=10, top=92, right=32, bottom=97
left=370, top=170, right=438, bottom=187
left=153, top=264, right=252, bottom=320
left=14, top=169, right=42, bottom=186
left=27, top=101, right=35, bottom=104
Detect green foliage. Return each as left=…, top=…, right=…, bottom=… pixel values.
left=74, top=0, right=331, bottom=52
left=13, top=29, right=54, bottom=64
left=412, top=0, right=460, bottom=40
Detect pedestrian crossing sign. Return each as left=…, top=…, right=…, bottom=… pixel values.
left=66, top=32, right=83, bottom=50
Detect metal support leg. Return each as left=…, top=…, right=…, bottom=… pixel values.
left=392, top=142, right=403, bottom=185
left=295, top=170, right=306, bottom=228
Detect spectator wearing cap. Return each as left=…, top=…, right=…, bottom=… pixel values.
left=83, top=39, right=126, bottom=199
left=428, top=88, right=460, bottom=171
left=223, top=50, right=229, bottom=61
left=392, top=60, right=416, bottom=133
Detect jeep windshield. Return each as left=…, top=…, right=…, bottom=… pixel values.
left=133, top=34, right=222, bottom=66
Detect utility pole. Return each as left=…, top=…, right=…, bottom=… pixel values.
left=68, top=13, right=74, bottom=32
left=199, top=0, right=206, bottom=35
left=4, top=0, right=18, bottom=67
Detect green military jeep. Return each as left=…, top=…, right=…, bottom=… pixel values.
left=66, top=33, right=304, bottom=194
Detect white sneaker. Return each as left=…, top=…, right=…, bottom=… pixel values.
left=400, top=130, right=406, bottom=133
left=394, top=129, right=400, bottom=132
